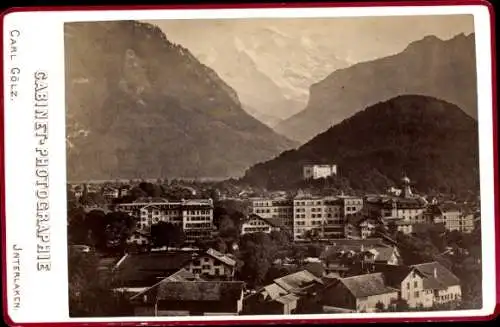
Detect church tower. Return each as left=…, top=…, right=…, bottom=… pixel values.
left=401, top=175, right=413, bottom=198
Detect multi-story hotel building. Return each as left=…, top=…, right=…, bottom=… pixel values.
left=426, top=203, right=475, bottom=233
left=115, top=198, right=214, bottom=241
left=364, top=177, right=429, bottom=234
left=293, top=194, right=364, bottom=241
left=249, top=197, right=294, bottom=230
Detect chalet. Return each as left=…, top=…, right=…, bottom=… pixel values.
left=322, top=273, right=399, bottom=312
left=185, top=248, right=236, bottom=279
left=357, top=264, right=430, bottom=308
left=411, top=262, right=462, bottom=307
left=244, top=270, right=324, bottom=315
left=366, top=247, right=402, bottom=265
left=241, top=214, right=285, bottom=235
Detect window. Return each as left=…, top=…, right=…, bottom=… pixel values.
left=414, top=281, right=418, bottom=288
left=407, top=282, right=410, bottom=289
left=415, top=291, right=419, bottom=298
left=215, top=268, right=221, bottom=275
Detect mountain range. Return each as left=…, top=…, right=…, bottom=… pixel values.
left=242, top=95, right=479, bottom=194
left=152, top=20, right=351, bottom=127
left=275, top=33, right=477, bottom=143
left=65, top=21, right=296, bottom=181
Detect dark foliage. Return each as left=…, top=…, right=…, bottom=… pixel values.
left=244, top=95, right=479, bottom=195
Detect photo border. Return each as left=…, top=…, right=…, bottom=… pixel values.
left=1, top=0, right=497, bottom=325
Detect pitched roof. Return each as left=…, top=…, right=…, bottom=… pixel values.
left=320, top=239, right=389, bottom=259
left=411, top=262, right=460, bottom=290
left=303, top=262, right=326, bottom=278
left=260, top=283, right=289, bottom=301
left=113, top=252, right=194, bottom=287
left=156, top=281, right=245, bottom=302
left=129, top=268, right=204, bottom=301
left=370, top=247, right=397, bottom=262
left=340, top=273, right=399, bottom=298
left=273, top=270, right=323, bottom=293
left=205, top=248, right=236, bottom=267
left=274, top=293, right=300, bottom=305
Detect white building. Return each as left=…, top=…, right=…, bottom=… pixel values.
left=303, top=164, right=338, bottom=180
left=241, top=214, right=284, bottom=235
left=293, top=195, right=363, bottom=241
left=249, top=197, right=294, bottom=229
left=116, top=198, right=214, bottom=241
left=186, top=248, right=236, bottom=279
left=364, top=176, right=429, bottom=234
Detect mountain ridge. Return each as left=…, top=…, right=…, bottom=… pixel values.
left=65, top=20, right=296, bottom=181
left=275, top=33, right=477, bottom=143
left=243, top=95, right=479, bottom=194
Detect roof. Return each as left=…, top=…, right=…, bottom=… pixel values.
left=370, top=247, right=397, bottom=262
left=260, top=283, right=289, bottom=301
left=274, top=293, right=300, bottom=305
left=323, top=306, right=356, bottom=313
left=303, top=262, right=326, bottom=278
left=365, top=195, right=427, bottom=209
left=411, top=262, right=460, bottom=290
left=273, top=270, right=323, bottom=293
left=205, top=248, right=236, bottom=267
left=164, top=268, right=204, bottom=282
left=345, top=213, right=368, bottom=226
left=113, top=252, right=194, bottom=287
left=320, top=239, right=389, bottom=259
left=156, top=281, right=245, bottom=302
left=340, top=273, right=399, bottom=298
left=129, top=268, right=204, bottom=301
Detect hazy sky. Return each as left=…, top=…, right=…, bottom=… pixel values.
left=148, top=15, right=474, bottom=64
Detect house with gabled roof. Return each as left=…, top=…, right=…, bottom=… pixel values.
left=185, top=248, right=236, bottom=279
left=129, top=268, right=205, bottom=316
left=322, top=272, right=399, bottom=312
left=243, top=270, right=324, bottom=315
left=153, top=281, right=246, bottom=316
left=411, top=262, right=462, bottom=308
left=111, top=252, right=195, bottom=295
left=241, top=214, right=286, bottom=235
left=366, top=246, right=402, bottom=265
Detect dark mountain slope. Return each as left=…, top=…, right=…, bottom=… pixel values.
left=65, top=21, right=296, bottom=180
left=243, top=95, right=479, bottom=194
left=275, top=33, right=477, bottom=143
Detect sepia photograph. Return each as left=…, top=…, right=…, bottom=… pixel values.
left=64, top=14, right=483, bottom=318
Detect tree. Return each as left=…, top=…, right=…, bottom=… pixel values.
left=139, top=182, right=162, bottom=198
left=270, top=230, right=290, bottom=248
left=303, top=228, right=321, bottom=242
left=84, top=210, right=108, bottom=250
left=389, top=298, right=409, bottom=312
left=68, top=250, right=133, bottom=317
left=307, top=244, right=323, bottom=258
left=213, top=237, right=228, bottom=253
left=67, top=207, right=89, bottom=245
left=219, top=215, right=238, bottom=240
left=104, top=212, right=136, bottom=251
left=150, top=222, right=185, bottom=248
left=238, top=233, right=277, bottom=288
left=375, top=301, right=385, bottom=312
